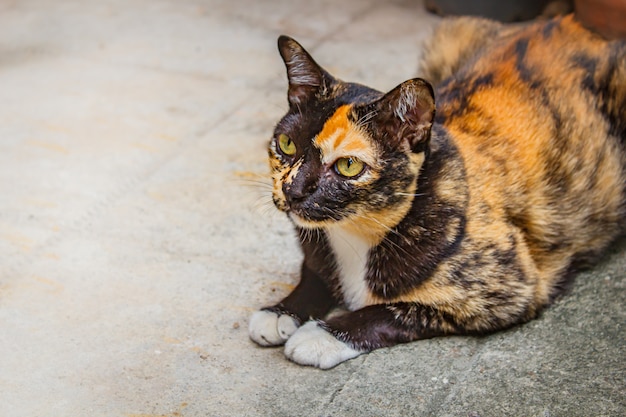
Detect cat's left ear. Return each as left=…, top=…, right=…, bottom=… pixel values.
left=278, top=35, right=334, bottom=106
left=366, top=78, right=435, bottom=153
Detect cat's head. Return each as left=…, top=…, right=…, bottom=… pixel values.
left=270, top=36, right=435, bottom=240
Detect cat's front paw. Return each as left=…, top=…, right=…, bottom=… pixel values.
left=249, top=309, right=299, bottom=346
left=284, top=321, right=362, bottom=369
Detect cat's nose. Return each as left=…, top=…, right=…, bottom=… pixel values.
left=283, top=176, right=317, bottom=205
left=283, top=183, right=308, bottom=205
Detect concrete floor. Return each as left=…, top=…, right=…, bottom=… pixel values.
left=0, top=1, right=624, bottom=416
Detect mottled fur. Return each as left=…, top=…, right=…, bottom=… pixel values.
left=249, top=15, right=626, bottom=368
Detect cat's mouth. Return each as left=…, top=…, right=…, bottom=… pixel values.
left=288, top=212, right=329, bottom=229
left=285, top=203, right=347, bottom=229
left=274, top=188, right=347, bottom=228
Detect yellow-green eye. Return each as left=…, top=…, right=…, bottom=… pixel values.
left=335, top=157, right=365, bottom=178
left=278, top=133, right=296, bottom=156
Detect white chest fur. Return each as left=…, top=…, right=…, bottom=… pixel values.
left=325, top=227, right=372, bottom=311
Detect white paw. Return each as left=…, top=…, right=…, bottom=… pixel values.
left=249, top=310, right=299, bottom=346
left=284, top=321, right=362, bottom=369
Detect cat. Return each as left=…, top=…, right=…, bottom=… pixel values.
left=249, top=14, right=626, bottom=369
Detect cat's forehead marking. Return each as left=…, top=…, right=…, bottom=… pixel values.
left=314, top=105, right=376, bottom=166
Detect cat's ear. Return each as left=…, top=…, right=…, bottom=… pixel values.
left=278, top=35, right=333, bottom=106
left=368, top=78, right=435, bottom=152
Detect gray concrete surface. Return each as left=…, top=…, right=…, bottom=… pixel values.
left=0, top=1, right=624, bottom=416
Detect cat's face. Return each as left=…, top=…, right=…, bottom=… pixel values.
left=270, top=36, right=435, bottom=238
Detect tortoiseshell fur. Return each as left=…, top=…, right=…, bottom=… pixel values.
left=249, top=15, right=626, bottom=369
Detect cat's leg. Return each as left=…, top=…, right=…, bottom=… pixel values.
left=249, top=263, right=336, bottom=347
left=284, top=302, right=459, bottom=369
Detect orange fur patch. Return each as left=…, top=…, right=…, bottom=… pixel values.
left=314, top=105, right=377, bottom=167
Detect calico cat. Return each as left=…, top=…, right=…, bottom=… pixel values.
left=249, top=14, right=626, bottom=369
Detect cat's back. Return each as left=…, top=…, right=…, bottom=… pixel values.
left=436, top=14, right=625, bottom=140
left=431, top=15, right=626, bottom=274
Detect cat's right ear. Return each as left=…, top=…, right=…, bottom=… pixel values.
left=368, top=78, right=435, bottom=153
left=278, top=35, right=333, bottom=106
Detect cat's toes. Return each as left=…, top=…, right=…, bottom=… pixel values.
left=277, top=313, right=299, bottom=339
left=249, top=310, right=298, bottom=346
left=284, top=321, right=362, bottom=369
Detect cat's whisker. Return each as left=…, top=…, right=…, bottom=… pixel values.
left=236, top=181, right=272, bottom=194
left=233, top=176, right=273, bottom=188
left=251, top=194, right=274, bottom=206
left=350, top=213, right=405, bottom=241
left=395, top=192, right=426, bottom=198
left=348, top=213, right=420, bottom=264
left=237, top=175, right=272, bottom=184
left=233, top=177, right=275, bottom=207
left=355, top=108, right=378, bottom=128
left=250, top=197, right=276, bottom=216
left=234, top=173, right=276, bottom=216
left=299, top=226, right=324, bottom=246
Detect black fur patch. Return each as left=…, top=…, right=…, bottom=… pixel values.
left=435, top=73, right=494, bottom=123
left=571, top=52, right=599, bottom=92
left=366, top=128, right=467, bottom=299
left=541, top=18, right=559, bottom=39
left=514, top=38, right=533, bottom=84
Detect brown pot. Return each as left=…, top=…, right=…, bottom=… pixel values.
left=425, top=0, right=549, bottom=22
left=574, top=0, right=626, bottom=39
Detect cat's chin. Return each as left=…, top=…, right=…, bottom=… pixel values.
left=288, top=212, right=329, bottom=230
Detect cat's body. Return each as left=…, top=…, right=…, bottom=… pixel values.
left=249, top=14, right=626, bottom=369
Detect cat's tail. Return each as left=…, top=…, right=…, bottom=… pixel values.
left=417, top=16, right=506, bottom=85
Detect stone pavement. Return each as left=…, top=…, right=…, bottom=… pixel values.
left=0, top=1, right=623, bottom=416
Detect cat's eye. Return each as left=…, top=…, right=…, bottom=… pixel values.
left=278, top=133, right=296, bottom=156
left=335, top=157, right=365, bottom=178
